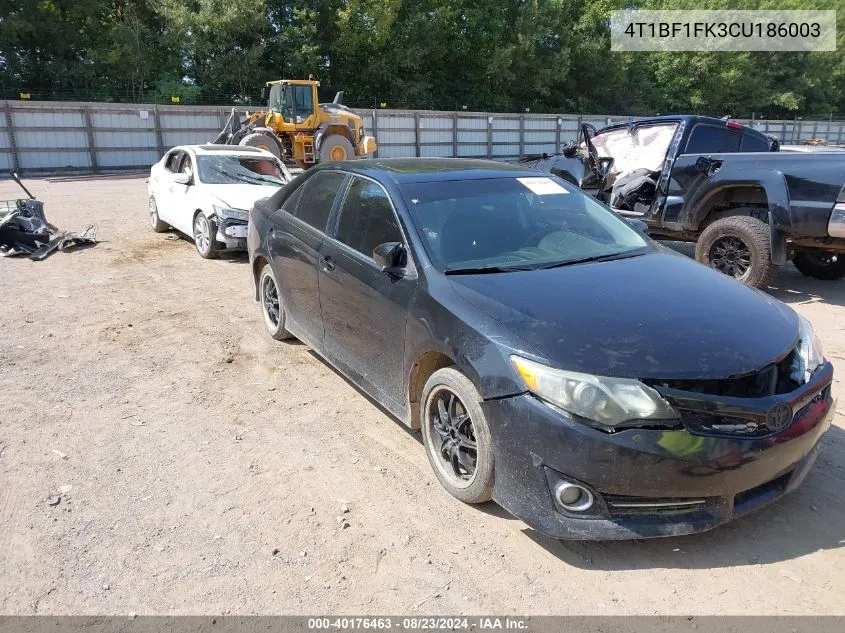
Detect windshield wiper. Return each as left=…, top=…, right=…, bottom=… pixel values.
left=444, top=265, right=535, bottom=275
left=536, top=250, right=646, bottom=270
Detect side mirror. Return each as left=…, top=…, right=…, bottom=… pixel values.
left=373, top=242, right=405, bottom=271
left=172, top=171, right=192, bottom=185
left=629, top=219, right=649, bottom=235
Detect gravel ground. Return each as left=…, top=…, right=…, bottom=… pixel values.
left=1, top=175, right=844, bottom=615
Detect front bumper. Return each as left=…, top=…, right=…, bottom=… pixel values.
left=483, top=362, right=834, bottom=540
left=215, top=218, right=248, bottom=250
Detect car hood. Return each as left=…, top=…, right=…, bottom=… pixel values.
left=448, top=251, right=798, bottom=380
left=207, top=183, right=283, bottom=210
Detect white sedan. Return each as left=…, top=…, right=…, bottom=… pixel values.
left=147, top=144, right=292, bottom=258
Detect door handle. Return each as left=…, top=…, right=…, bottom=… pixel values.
left=321, top=255, right=336, bottom=272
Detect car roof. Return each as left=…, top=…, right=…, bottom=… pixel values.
left=173, top=144, right=275, bottom=157
left=318, top=158, right=544, bottom=184
left=599, top=115, right=767, bottom=138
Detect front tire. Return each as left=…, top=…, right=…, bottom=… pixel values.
left=149, top=196, right=169, bottom=233
left=193, top=213, right=219, bottom=259
left=258, top=264, right=294, bottom=341
left=793, top=252, right=845, bottom=280
left=240, top=132, right=281, bottom=159
left=421, top=367, right=494, bottom=504
left=695, top=216, right=779, bottom=288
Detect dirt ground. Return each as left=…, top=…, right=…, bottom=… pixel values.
left=1, top=175, right=844, bottom=616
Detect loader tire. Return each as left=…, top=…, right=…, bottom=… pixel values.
left=240, top=132, right=281, bottom=159
left=319, top=135, right=355, bottom=163
left=695, top=215, right=779, bottom=288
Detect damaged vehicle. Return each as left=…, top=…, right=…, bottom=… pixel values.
left=1, top=171, right=96, bottom=259
left=526, top=116, right=845, bottom=287
left=148, top=145, right=292, bottom=258
left=248, top=158, right=834, bottom=540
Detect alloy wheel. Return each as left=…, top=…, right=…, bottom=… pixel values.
left=261, top=273, right=281, bottom=329
left=710, top=236, right=752, bottom=279
left=194, top=214, right=211, bottom=255
left=425, top=387, right=478, bottom=487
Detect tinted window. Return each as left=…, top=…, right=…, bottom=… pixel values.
left=685, top=125, right=740, bottom=154
left=741, top=133, right=771, bottom=152
left=336, top=177, right=402, bottom=258
left=400, top=177, right=647, bottom=272
left=292, top=171, right=345, bottom=231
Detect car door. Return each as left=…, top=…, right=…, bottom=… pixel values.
left=266, top=170, right=347, bottom=347
left=153, top=150, right=183, bottom=223
left=319, top=175, right=416, bottom=408
left=167, top=151, right=198, bottom=235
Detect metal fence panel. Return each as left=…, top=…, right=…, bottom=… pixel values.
left=4, top=100, right=845, bottom=174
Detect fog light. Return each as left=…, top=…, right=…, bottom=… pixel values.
left=554, top=482, right=594, bottom=512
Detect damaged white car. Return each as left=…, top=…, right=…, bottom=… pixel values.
left=147, top=144, right=292, bottom=258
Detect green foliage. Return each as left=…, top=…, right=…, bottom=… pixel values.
left=1, top=0, right=843, bottom=116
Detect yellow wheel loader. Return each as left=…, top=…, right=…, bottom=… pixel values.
left=212, top=79, right=376, bottom=167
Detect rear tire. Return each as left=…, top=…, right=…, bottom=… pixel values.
left=240, top=132, right=282, bottom=159
left=258, top=264, right=294, bottom=341
left=695, top=216, right=779, bottom=288
left=149, top=196, right=169, bottom=233
left=793, top=252, right=845, bottom=280
left=420, top=367, right=494, bottom=504
left=319, top=135, right=355, bottom=163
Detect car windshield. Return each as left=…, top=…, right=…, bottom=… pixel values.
left=197, top=155, right=288, bottom=186
left=400, top=176, right=649, bottom=273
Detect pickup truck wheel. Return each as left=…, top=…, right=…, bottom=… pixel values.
left=792, top=252, right=845, bottom=280
left=696, top=216, right=778, bottom=288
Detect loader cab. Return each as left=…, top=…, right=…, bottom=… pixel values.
left=266, top=81, right=319, bottom=126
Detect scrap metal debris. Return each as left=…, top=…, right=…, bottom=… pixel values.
left=1, top=172, right=97, bottom=259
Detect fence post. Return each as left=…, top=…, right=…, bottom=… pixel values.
left=555, top=117, right=562, bottom=154
left=3, top=101, right=21, bottom=173
left=82, top=105, right=99, bottom=173
left=518, top=114, right=525, bottom=159
left=811, top=120, right=818, bottom=141
left=452, top=112, right=458, bottom=158
left=372, top=109, right=379, bottom=158
left=487, top=115, right=493, bottom=159
left=153, top=107, right=164, bottom=158
left=414, top=112, right=421, bottom=157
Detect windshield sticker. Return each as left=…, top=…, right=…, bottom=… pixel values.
left=517, top=177, right=569, bottom=195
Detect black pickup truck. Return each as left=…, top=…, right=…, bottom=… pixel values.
left=526, top=115, right=845, bottom=288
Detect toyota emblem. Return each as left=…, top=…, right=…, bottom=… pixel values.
left=765, top=403, right=793, bottom=431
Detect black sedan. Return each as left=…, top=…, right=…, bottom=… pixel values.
left=247, top=158, right=834, bottom=540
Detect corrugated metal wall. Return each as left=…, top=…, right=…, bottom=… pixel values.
left=2, top=100, right=845, bottom=174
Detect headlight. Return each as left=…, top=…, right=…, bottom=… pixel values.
left=792, top=315, right=824, bottom=384
left=213, top=205, right=248, bottom=222
left=511, top=356, right=678, bottom=429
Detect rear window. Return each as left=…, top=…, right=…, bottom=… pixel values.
left=684, top=124, right=741, bottom=154
left=740, top=133, right=771, bottom=152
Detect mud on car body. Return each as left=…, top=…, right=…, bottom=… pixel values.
left=526, top=116, right=845, bottom=288
left=248, top=158, right=834, bottom=540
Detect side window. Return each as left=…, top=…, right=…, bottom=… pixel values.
left=741, top=133, right=770, bottom=152
left=336, top=177, right=403, bottom=258
left=178, top=153, right=193, bottom=174
left=165, top=151, right=182, bottom=172
left=684, top=125, right=740, bottom=154
left=291, top=171, right=345, bottom=231
left=293, top=85, right=314, bottom=120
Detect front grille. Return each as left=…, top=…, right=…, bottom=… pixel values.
left=645, top=347, right=801, bottom=398
left=677, top=409, right=773, bottom=438
left=604, top=494, right=711, bottom=516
